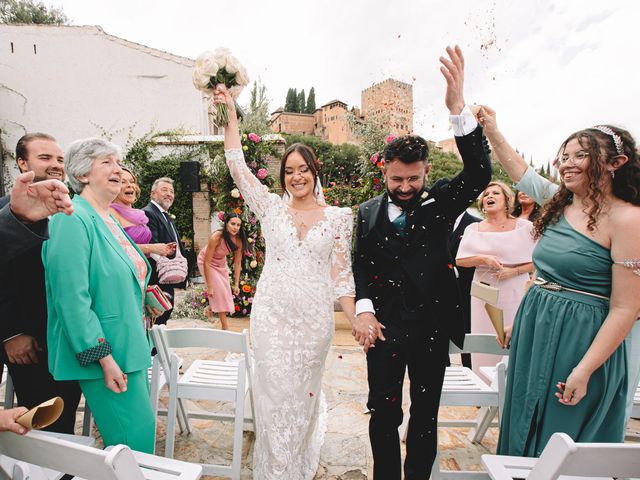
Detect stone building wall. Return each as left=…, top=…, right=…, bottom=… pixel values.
left=270, top=111, right=316, bottom=136
left=361, top=79, right=413, bottom=135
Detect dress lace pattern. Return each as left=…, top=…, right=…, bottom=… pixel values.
left=225, top=148, right=355, bottom=479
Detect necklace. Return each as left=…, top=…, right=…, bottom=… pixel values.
left=486, top=217, right=512, bottom=230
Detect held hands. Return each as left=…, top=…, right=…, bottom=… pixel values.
left=493, top=267, right=519, bottom=281
left=482, top=255, right=503, bottom=270
left=352, top=313, right=386, bottom=353
left=99, top=355, right=128, bottom=393
left=10, top=171, right=73, bottom=223
left=439, top=45, right=466, bottom=115
left=4, top=335, right=41, bottom=365
left=152, top=243, right=177, bottom=257
left=0, top=407, right=30, bottom=435
left=556, top=367, right=591, bottom=406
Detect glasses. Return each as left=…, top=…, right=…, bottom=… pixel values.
left=556, top=151, right=589, bottom=167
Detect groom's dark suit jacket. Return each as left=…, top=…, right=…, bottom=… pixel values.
left=142, top=202, right=186, bottom=285
left=354, top=127, right=491, bottom=347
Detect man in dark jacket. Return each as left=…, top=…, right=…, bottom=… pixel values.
left=0, top=133, right=81, bottom=434
left=352, top=46, right=491, bottom=479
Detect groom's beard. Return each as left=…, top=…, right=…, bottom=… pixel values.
left=386, top=183, right=426, bottom=210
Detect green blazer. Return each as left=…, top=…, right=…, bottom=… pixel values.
left=43, top=196, right=152, bottom=380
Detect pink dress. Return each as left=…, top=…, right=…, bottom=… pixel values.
left=456, top=218, right=537, bottom=375
left=197, top=239, right=235, bottom=314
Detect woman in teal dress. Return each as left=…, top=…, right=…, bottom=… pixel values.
left=474, top=107, right=640, bottom=457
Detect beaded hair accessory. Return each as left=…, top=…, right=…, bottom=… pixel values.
left=614, top=259, right=640, bottom=276
left=592, top=125, right=624, bottom=155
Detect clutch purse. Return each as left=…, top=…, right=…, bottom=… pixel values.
left=145, top=285, right=172, bottom=318
left=470, top=280, right=500, bottom=306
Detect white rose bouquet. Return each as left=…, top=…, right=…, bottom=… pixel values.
left=192, top=47, right=249, bottom=126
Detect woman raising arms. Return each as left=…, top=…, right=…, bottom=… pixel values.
left=476, top=106, right=640, bottom=456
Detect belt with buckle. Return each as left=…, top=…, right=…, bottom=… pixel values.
left=533, top=278, right=609, bottom=301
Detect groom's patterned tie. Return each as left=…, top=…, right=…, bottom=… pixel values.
left=392, top=210, right=407, bottom=238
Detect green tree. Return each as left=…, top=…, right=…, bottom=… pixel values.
left=0, top=0, right=69, bottom=24
left=284, top=88, right=297, bottom=112
left=297, top=89, right=306, bottom=114
left=241, top=80, right=270, bottom=135
left=305, top=87, right=316, bottom=113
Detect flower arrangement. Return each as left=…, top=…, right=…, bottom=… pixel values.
left=173, top=285, right=209, bottom=321
left=232, top=276, right=255, bottom=317
left=357, top=133, right=396, bottom=199
left=192, top=47, right=249, bottom=126
left=206, top=132, right=278, bottom=316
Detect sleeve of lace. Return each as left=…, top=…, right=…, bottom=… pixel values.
left=331, top=208, right=356, bottom=299
left=225, top=148, right=278, bottom=219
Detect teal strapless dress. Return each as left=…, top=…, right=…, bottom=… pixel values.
left=497, top=216, right=627, bottom=457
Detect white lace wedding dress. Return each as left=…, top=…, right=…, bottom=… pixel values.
left=225, top=149, right=356, bottom=479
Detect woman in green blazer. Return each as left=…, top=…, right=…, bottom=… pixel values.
left=42, top=137, right=155, bottom=453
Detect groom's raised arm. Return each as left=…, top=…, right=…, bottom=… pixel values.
left=436, top=46, right=492, bottom=221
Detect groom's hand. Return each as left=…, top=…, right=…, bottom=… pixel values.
left=439, top=45, right=465, bottom=115
left=352, top=313, right=386, bottom=353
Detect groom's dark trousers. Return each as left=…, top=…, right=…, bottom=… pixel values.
left=354, top=126, right=491, bottom=479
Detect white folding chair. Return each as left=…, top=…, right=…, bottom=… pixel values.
left=482, top=432, right=640, bottom=479
left=0, top=430, right=202, bottom=479
left=0, top=366, right=15, bottom=409
left=632, top=380, right=640, bottom=419
left=399, top=334, right=508, bottom=479
left=151, top=325, right=254, bottom=479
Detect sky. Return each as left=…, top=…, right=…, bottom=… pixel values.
left=47, top=0, right=640, bottom=166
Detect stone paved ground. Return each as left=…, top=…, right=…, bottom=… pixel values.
left=26, top=304, right=638, bottom=480
left=158, top=314, right=640, bottom=479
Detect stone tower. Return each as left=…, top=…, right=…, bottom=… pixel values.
left=361, top=78, right=413, bottom=136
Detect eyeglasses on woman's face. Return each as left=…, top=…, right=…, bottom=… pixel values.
left=556, top=151, right=589, bottom=167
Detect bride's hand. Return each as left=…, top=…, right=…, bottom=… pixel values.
left=213, top=84, right=236, bottom=115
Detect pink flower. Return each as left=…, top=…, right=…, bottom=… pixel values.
left=370, top=153, right=379, bottom=165
left=385, top=134, right=396, bottom=144
left=257, top=168, right=268, bottom=180
left=217, top=211, right=224, bottom=220
left=248, top=133, right=261, bottom=143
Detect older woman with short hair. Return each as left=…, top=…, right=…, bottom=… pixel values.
left=42, top=137, right=155, bottom=453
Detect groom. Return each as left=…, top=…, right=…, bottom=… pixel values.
left=352, top=46, right=491, bottom=479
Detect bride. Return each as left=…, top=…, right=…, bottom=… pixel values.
left=214, top=85, right=356, bottom=479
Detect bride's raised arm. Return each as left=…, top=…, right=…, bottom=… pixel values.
left=214, top=84, right=278, bottom=219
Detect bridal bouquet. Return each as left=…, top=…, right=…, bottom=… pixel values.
left=192, top=47, right=249, bottom=126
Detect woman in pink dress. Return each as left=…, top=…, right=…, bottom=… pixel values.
left=456, top=181, right=537, bottom=374
left=197, top=213, right=247, bottom=330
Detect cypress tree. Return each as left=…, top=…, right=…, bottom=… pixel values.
left=306, top=87, right=316, bottom=113
left=284, top=88, right=297, bottom=112
left=297, top=89, right=305, bottom=113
